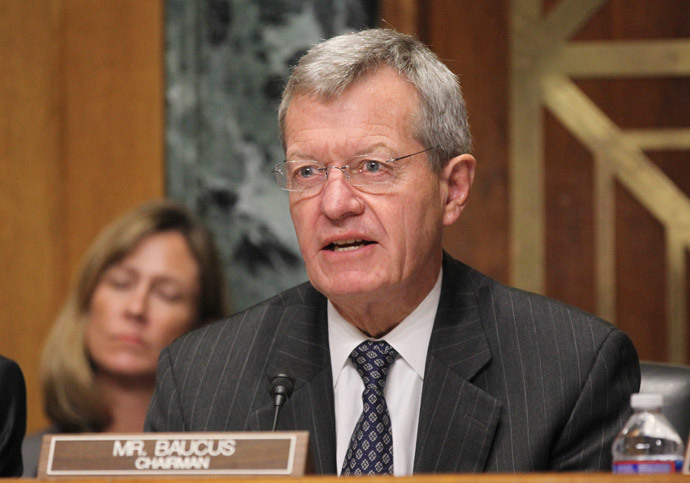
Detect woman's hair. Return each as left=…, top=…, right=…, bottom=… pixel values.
left=40, top=200, right=229, bottom=432
left=278, top=28, right=472, bottom=172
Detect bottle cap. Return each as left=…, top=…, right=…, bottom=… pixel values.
left=631, top=393, right=663, bottom=409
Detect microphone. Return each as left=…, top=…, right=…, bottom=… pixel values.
left=269, top=373, right=295, bottom=431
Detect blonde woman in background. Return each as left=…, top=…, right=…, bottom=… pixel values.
left=22, top=200, right=229, bottom=476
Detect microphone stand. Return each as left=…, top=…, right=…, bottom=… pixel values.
left=270, top=374, right=295, bottom=431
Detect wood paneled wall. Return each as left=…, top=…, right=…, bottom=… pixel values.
left=382, top=0, right=690, bottom=363
left=3, top=0, right=687, bottom=432
left=382, top=0, right=512, bottom=282
left=0, top=0, right=164, bottom=431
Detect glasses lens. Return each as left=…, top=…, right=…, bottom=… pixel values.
left=348, top=156, right=396, bottom=187
left=280, top=161, right=325, bottom=191
left=274, top=150, right=425, bottom=193
left=273, top=164, right=288, bottom=189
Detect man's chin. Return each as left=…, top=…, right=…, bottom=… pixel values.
left=311, top=275, right=385, bottom=301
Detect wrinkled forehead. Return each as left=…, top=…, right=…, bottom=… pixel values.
left=280, top=67, right=421, bottom=147
left=284, top=70, right=420, bottom=140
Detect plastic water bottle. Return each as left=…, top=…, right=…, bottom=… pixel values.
left=612, top=393, right=685, bottom=473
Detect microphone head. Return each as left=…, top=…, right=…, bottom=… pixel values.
left=270, top=373, right=295, bottom=398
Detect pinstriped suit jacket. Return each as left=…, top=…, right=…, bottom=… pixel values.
left=145, top=253, right=640, bottom=473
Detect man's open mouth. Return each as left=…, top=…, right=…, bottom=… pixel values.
left=325, top=239, right=375, bottom=252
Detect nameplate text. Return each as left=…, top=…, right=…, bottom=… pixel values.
left=38, top=432, right=309, bottom=478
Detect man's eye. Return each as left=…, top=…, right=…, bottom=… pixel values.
left=363, top=160, right=381, bottom=173
left=290, top=163, right=321, bottom=180
left=356, top=159, right=393, bottom=176
left=298, top=166, right=316, bottom=178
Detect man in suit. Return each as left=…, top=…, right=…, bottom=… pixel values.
left=146, top=28, right=640, bottom=474
left=0, top=355, right=26, bottom=477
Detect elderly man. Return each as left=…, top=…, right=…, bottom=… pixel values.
left=146, top=29, right=639, bottom=475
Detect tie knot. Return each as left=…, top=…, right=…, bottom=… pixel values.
left=349, top=340, right=398, bottom=391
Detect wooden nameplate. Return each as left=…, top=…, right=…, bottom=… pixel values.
left=37, top=431, right=310, bottom=478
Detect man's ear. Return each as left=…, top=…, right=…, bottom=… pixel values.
left=441, top=153, right=476, bottom=226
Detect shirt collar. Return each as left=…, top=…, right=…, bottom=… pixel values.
left=328, top=268, right=442, bottom=386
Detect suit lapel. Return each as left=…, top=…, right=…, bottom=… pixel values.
left=250, top=285, right=338, bottom=474
left=414, top=255, right=501, bottom=473
left=246, top=259, right=502, bottom=474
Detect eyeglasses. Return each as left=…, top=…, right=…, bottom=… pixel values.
left=272, top=146, right=438, bottom=195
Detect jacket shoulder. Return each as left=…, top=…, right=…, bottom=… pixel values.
left=444, top=254, right=617, bottom=337
left=170, top=281, right=321, bottom=346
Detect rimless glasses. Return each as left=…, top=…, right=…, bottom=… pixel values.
left=272, top=146, right=438, bottom=195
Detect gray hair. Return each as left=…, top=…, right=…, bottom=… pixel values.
left=278, top=28, right=472, bottom=171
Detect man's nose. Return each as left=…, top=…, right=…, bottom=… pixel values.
left=319, top=168, right=364, bottom=220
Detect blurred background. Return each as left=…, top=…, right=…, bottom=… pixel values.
left=2, top=0, right=689, bottom=431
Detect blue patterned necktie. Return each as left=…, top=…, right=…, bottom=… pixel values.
left=341, top=340, right=398, bottom=476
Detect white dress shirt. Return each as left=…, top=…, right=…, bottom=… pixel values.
left=328, top=269, right=441, bottom=476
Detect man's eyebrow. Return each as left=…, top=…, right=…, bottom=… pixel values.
left=351, top=144, right=393, bottom=156
left=287, top=143, right=394, bottom=160
left=285, top=151, right=314, bottom=160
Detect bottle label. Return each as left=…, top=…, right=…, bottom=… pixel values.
left=613, top=459, right=683, bottom=474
